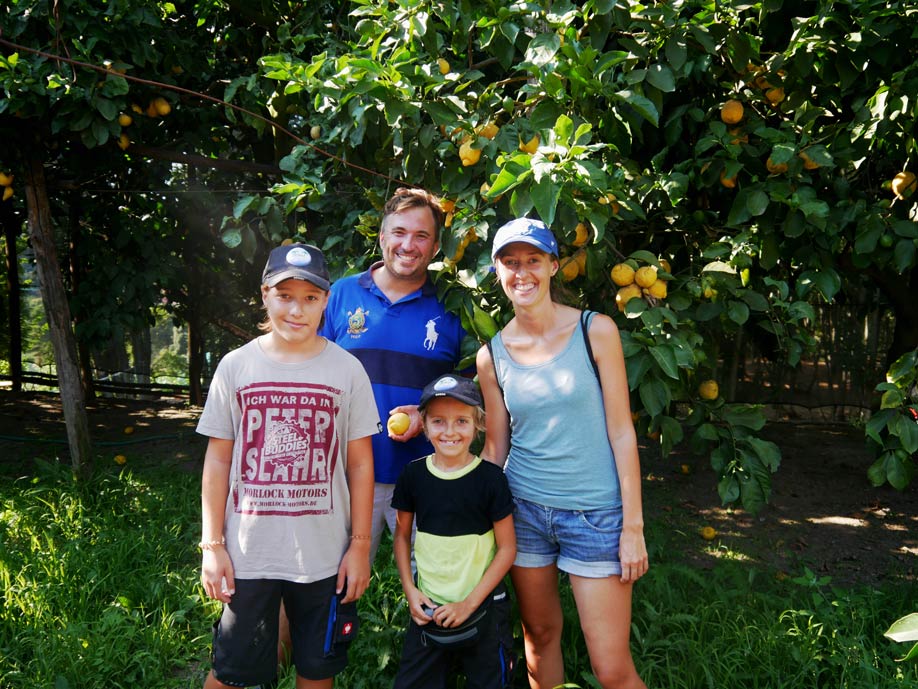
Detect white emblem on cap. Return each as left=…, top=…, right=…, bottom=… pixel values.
left=286, top=247, right=312, bottom=266
left=433, top=376, right=459, bottom=392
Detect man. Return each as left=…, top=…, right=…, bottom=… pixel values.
left=320, top=187, right=466, bottom=560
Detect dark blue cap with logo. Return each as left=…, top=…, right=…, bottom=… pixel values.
left=419, top=374, right=483, bottom=410
left=262, top=243, right=331, bottom=290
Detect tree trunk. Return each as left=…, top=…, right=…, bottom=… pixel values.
left=68, top=192, right=95, bottom=401
left=23, top=148, right=93, bottom=478
left=1, top=198, right=22, bottom=392
left=188, top=311, right=204, bottom=406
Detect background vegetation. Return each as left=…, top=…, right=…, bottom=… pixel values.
left=2, top=0, right=916, bottom=501
left=1, top=453, right=915, bottom=689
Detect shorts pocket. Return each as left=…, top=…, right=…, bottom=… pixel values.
left=323, top=594, right=359, bottom=657
left=577, top=506, right=622, bottom=534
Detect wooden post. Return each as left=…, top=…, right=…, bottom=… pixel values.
left=23, top=148, right=93, bottom=478
left=1, top=199, right=23, bottom=392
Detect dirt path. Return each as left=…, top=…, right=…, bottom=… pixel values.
left=1, top=393, right=915, bottom=586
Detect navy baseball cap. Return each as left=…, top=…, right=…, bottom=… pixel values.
left=262, top=243, right=331, bottom=290
left=419, top=374, right=483, bottom=410
left=491, top=218, right=559, bottom=259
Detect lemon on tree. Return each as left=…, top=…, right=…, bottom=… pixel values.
left=559, top=257, right=580, bottom=282
left=475, top=122, right=499, bottom=140
left=646, top=279, right=667, bottom=299
left=572, top=222, right=589, bottom=247
left=519, top=134, right=539, bottom=154
left=387, top=412, right=411, bottom=435
left=634, top=265, right=658, bottom=288
left=700, top=526, right=717, bottom=540
left=799, top=150, right=820, bottom=170
left=720, top=99, right=744, bottom=125
left=2, top=187, right=13, bottom=202
left=459, top=139, right=481, bottom=166
left=573, top=249, right=587, bottom=275
left=118, top=113, right=133, bottom=127
left=437, top=58, right=450, bottom=75
left=615, top=284, right=643, bottom=312
left=698, top=380, right=719, bottom=400
left=152, top=96, right=171, bottom=116
left=610, top=263, right=635, bottom=287
left=765, top=87, right=785, bottom=105
left=0, top=172, right=13, bottom=186
left=720, top=169, right=738, bottom=188
left=766, top=157, right=788, bottom=174
left=891, top=171, right=916, bottom=199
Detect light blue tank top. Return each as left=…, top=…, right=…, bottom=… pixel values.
left=490, top=312, right=621, bottom=510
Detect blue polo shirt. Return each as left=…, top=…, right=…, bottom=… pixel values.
left=320, top=263, right=466, bottom=483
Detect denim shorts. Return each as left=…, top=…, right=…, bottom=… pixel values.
left=512, top=496, right=623, bottom=578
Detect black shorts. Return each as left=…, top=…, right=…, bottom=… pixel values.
left=211, top=575, right=358, bottom=687
left=393, top=584, right=516, bottom=689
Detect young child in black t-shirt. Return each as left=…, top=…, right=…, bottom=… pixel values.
left=391, top=374, right=516, bottom=689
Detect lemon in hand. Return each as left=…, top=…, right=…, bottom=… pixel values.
left=387, top=412, right=411, bottom=435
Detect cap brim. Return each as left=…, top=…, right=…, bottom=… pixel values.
left=492, top=237, right=558, bottom=259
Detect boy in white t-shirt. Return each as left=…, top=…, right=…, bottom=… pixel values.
left=196, top=243, right=379, bottom=689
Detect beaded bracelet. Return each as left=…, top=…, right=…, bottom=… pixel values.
left=350, top=534, right=371, bottom=541
left=198, top=537, right=226, bottom=550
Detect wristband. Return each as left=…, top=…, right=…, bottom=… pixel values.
left=350, top=534, right=371, bottom=541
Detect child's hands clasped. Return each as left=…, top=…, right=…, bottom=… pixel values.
left=406, top=587, right=438, bottom=626
left=428, top=598, right=476, bottom=628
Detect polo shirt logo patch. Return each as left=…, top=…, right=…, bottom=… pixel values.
left=424, top=317, right=440, bottom=351
left=347, top=307, right=369, bottom=337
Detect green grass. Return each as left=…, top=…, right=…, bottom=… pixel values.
left=1, top=459, right=916, bottom=689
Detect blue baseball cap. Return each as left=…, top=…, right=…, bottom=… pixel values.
left=490, top=218, right=559, bottom=259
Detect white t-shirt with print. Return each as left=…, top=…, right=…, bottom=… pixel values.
left=197, top=338, right=380, bottom=582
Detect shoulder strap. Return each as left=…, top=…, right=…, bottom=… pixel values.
left=486, top=337, right=504, bottom=396
left=580, top=310, right=601, bottom=385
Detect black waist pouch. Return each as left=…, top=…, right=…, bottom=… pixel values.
left=419, top=592, right=493, bottom=649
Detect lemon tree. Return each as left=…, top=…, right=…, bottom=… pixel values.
left=4, top=0, right=917, bottom=501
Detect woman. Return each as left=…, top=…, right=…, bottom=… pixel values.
left=476, top=218, right=648, bottom=689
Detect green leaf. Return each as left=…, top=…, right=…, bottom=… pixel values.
left=645, top=64, right=675, bottom=92
left=615, top=90, right=659, bottom=127
left=726, top=300, right=750, bottom=325
left=525, top=33, right=560, bottom=67
left=638, top=377, right=671, bottom=417
left=741, top=290, right=769, bottom=311
left=889, top=350, right=918, bottom=382
left=885, top=612, right=918, bottom=643
left=531, top=177, right=560, bottom=227
left=697, top=423, right=720, bottom=441
left=221, top=227, right=242, bottom=248
left=746, top=190, right=769, bottom=216
left=744, top=437, right=781, bottom=471
left=895, top=415, right=918, bottom=454
left=721, top=405, right=766, bottom=430
left=865, top=409, right=894, bottom=446
left=718, top=474, right=740, bottom=504
left=649, top=344, right=680, bottom=380
left=881, top=388, right=905, bottom=409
